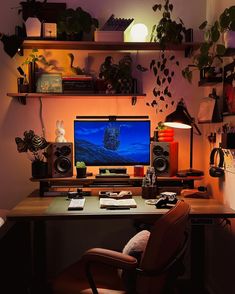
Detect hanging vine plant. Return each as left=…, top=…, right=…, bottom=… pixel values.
left=146, top=0, right=187, bottom=113
left=147, top=52, right=180, bottom=112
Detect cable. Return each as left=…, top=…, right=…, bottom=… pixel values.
left=39, top=97, right=46, bottom=138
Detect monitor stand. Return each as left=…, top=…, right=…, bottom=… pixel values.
left=99, top=167, right=127, bottom=174
left=96, top=167, right=129, bottom=178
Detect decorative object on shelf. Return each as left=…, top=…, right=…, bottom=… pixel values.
left=36, top=73, right=62, bottom=93
left=42, top=23, right=57, bottom=39
left=55, top=120, right=67, bottom=143
left=182, top=5, right=235, bottom=83
left=95, top=14, right=134, bottom=42
left=57, top=7, right=99, bottom=41
left=62, top=75, right=94, bottom=94
left=99, top=55, right=134, bottom=94
left=76, top=161, right=87, bottom=178
left=223, top=61, right=235, bottom=114
left=25, top=16, right=41, bottom=38
left=68, top=53, right=84, bottom=75
left=15, top=130, right=49, bottom=178
left=198, top=66, right=223, bottom=86
left=130, top=23, right=148, bottom=42
left=198, top=89, right=222, bottom=123
left=150, top=0, right=186, bottom=48
left=101, top=14, right=134, bottom=31
left=164, top=98, right=204, bottom=176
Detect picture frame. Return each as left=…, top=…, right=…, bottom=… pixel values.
left=36, top=73, right=62, bottom=93
left=197, top=97, right=216, bottom=123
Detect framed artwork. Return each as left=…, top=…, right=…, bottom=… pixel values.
left=223, top=61, right=235, bottom=114
left=36, top=73, right=62, bottom=93
left=197, top=97, right=216, bottom=123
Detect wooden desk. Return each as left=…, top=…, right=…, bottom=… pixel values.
left=7, top=196, right=235, bottom=294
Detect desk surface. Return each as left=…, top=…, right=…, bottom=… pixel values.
left=6, top=196, right=235, bottom=221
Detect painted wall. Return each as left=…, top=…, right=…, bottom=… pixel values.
left=0, top=0, right=206, bottom=209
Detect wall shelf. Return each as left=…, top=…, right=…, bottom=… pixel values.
left=22, top=40, right=200, bottom=52
left=7, top=92, right=146, bottom=105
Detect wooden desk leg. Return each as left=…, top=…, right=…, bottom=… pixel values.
left=30, top=220, right=48, bottom=294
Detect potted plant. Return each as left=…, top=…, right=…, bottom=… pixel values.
left=76, top=161, right=87, bottom=178
left=99, top=55, right=133, bottom=94
left=57, top=7, right=99, bottom=41
left=220, top=5, right=235, bottom=48
left=19, top=0, right=48, bottom=21
left=150, top=0, right=186, bottom=48
left=15, top=130, right=49, bottom=178
left=182, top=5, right=235, bottom=83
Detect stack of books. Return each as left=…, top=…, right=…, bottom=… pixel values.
left=62, top=76, right=94, bottom=93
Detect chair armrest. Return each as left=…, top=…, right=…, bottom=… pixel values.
left=82, top=247, right=138, bottom=270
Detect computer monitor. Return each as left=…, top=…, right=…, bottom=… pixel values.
left=74, top=120, right=150, bottom=166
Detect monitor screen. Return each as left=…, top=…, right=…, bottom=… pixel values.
left=74, top=120, right=150, bottom=166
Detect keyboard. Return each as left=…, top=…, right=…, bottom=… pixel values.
left=95, top=173, right=130, bottom=178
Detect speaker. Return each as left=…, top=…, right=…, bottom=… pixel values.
left=151, top=142, right=178, bottom=177
left=48, top=142, right=73, bottom=178
left=209, top=147, right=224, bottom=178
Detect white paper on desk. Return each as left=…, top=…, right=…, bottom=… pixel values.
left=99, top=198, right=137, bottom=208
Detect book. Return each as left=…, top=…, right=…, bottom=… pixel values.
left=68, top=198, right=86, bottom=210
left=99, top=198, right=137, bottom=208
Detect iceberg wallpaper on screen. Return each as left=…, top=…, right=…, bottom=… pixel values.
left=74, top=120, right=150, bottom=166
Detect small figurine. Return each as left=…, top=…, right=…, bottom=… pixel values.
left=55, top=120, right=67, bottom=142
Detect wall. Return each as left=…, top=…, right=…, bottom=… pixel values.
left=0, top=0, right=206, bottom=209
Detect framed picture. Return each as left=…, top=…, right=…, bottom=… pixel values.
left=223, top=61, right=235, bottom=114
left=197, top=97, right=216, bottom=123
left=36, top=73, right=62, bottom=93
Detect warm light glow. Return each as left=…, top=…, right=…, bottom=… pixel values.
left=164, top=122, right=192, bottom=129
left=130, top=23, right=148, bottom=42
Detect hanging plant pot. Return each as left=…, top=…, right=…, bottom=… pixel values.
left=32, top=161, right=48, bottom=179
left=25, top=17, right=41, bottom=38
left=224, top=31, right=235, bottom=48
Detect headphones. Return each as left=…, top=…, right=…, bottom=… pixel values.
left=209, top=148, right=224, bottom=178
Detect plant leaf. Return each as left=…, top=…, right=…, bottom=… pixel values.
left=150, top=59, right=155, bottom=69
left=199, top=21, right=208, bottom=30
left=153, top=66, right=158, bottom=76
left=164, top=68, right=169, bottom=76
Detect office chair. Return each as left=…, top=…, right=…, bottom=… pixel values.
left=51, top=200, right=190, bottom=294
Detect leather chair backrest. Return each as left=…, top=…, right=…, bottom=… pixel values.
left=137, top=200, right=190, bottom=294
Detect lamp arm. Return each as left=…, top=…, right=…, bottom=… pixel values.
left=182, top=106, right=201, bottom=136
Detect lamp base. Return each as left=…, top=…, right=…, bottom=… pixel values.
left=176, top=168, right=204, bottom=177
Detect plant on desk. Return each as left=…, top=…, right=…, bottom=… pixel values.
left=15, top=130, right=49, bottom=178
left=76, top=161, right=87, bottom=178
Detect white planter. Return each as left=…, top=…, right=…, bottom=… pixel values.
left=224, top=31, right=235, bottom=48
left=25, top=17, right=41, bottom=38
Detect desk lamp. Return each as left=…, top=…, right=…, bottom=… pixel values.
left=164, top=98, right=204, bottom=176
left=0, top=33, right=23, bottom=57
